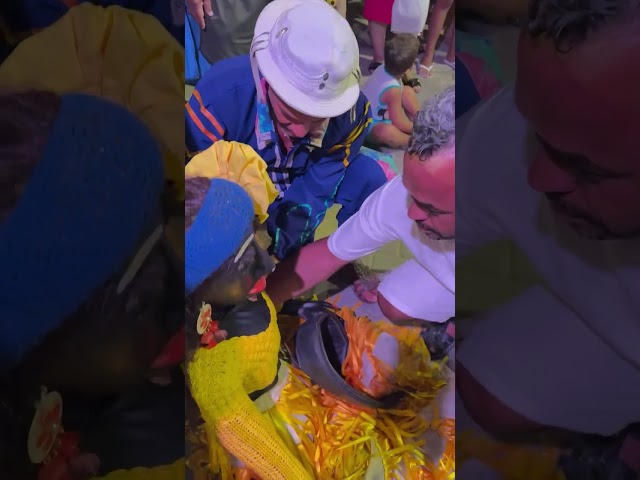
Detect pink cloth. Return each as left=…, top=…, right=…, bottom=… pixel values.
left=363, top=0, right=394, bottom=25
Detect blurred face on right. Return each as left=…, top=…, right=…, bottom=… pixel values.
left=516, top=29, right=640, bottom=239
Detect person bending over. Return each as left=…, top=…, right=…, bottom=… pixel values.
left=267, top=86, right=455, bottom=338
left=186, top=0, right=394, bottom=261
left=456, top=1, right=640, bottom=476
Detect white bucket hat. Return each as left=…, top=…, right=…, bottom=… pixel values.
left=250, top=0, right=361, bottom=119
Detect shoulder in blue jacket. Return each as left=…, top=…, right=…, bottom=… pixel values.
left=186, top=54, right=374, bottom=260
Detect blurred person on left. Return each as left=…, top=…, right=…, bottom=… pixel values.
left=0, top=89, right=183, bottom=480
left=0, top=0, right=183, bottom=44
left=0, top=5, right=185, bottom=479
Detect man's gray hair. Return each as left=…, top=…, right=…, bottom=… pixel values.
left=407, top=85, right=455, bottom=160
left=528, top=0, right=640, bottom=53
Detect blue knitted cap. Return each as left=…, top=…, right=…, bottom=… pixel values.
left=185, top=178, right=255, bottom=295
left=0, top=93, right=164, bottom=370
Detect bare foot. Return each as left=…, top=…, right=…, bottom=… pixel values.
left=417, top=64, right=434, bottom=78
left=352, top=278, right=379, bottom=304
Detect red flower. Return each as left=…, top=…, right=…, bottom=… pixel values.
left=201, top=320, right=221, bottom=348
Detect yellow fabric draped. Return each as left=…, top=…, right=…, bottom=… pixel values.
left=185, top=141, right=278, bottom=223
left=0, top=3, right=184, bottom=197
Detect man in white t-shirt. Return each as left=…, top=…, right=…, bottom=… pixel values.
left=267, top=86, right=455, bottom=331
left=456, top=0, right=640, bottom=469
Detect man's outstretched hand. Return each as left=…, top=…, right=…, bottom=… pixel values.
left=186, top=0, right=215, bottom=29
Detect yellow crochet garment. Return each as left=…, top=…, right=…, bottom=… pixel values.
left=187, top=292, right=311, bottom=480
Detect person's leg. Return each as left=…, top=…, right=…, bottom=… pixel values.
left=377, top=260, right=454, bottom=324
left=368, top=122, right=411, bottom=149
left=457, top=363, right=576, bottom=443
left=334, top=152, right=390, bottom=224
left=363, top=0, right=393, bottom=68
left=418, top=0, right=454, bottom=77
left=377, top=291, right=413, bottom=324
left=445, top=19, right=455, bottom=65
left=457, top=286, right=640, bottom=443
left=368, top=20, right=387, bottom=66
left=401, top=85, right=419, bottom=119
left=198, top=0, right=271, bottom=64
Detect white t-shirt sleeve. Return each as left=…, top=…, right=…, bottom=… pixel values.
left=328, top=179, right=399, bottom=261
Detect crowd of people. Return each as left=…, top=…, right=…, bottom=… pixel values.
left=184, top=0, right=640, bottom=478
left=0, top=3, right=185, bottom=479
left=184, top=0, right=456, bottom=478
left=2, top=0, right=638, bottom=479
left=0, top=0, right=456, bottom=479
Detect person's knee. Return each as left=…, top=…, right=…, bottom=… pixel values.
left=377, top=293, right=412, bottom=324
left=335, top=153, right=388, bottom=223
left=457, top=362, right=541, bottom=439
left=343, top=153, right=387, bottom=185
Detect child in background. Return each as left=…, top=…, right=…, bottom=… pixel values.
left=362, top=33, right=420, bottom=149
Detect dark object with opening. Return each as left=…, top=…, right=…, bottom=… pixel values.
left=282, top=300, right=403, bottom=409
